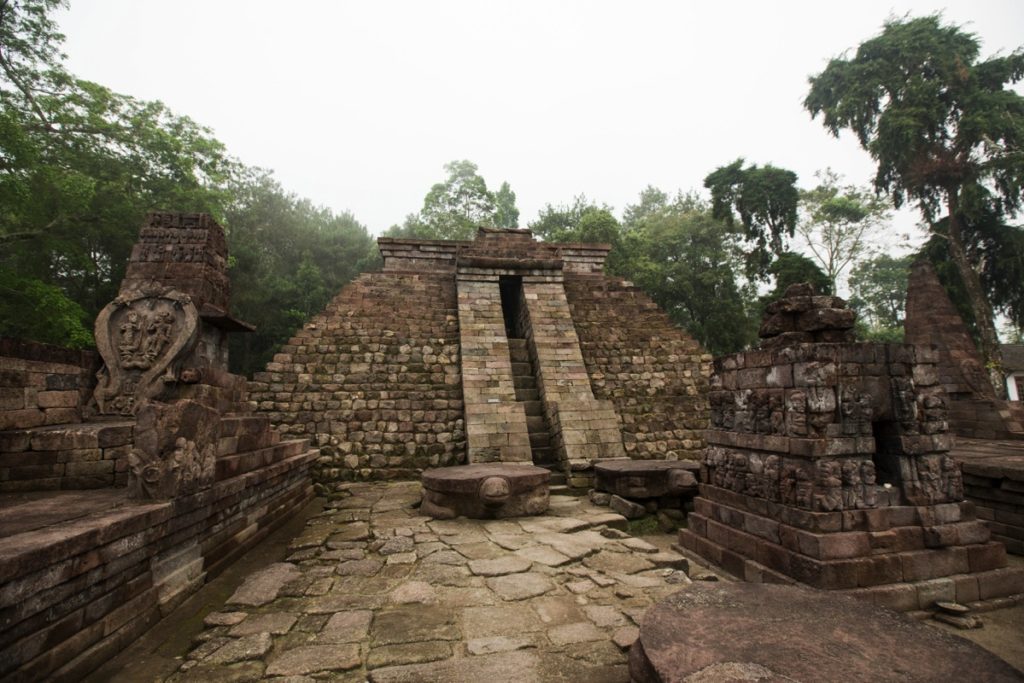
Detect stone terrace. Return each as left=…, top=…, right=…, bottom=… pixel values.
left=172, top=482, right=697, bottom=681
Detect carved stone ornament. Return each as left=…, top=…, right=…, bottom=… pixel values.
left=127, top=399, right=218, bottom=500
left=92, top=289, right=199, bottom=416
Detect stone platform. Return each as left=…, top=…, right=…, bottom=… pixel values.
left=954, top=437, right=1024, bottom=555
left=629, top=582, right=1022, bottom=682
left=167, top=482, right=695, bottom=681
left=421, top=464, right=550, bottom=519
left=594, top=459, right=699, bottom=500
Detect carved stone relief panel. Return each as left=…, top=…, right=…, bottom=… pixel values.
left=92, top=289, right=199, bottom=416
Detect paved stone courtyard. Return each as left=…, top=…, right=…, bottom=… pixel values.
left=172, top=482, right=696, bottom=682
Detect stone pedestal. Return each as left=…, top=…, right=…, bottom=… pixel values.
left=595, top=459, right=699, bottom=499
left=420, top=464, right=550, bottom=519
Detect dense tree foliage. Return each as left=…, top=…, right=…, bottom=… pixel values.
left=704, top=159, right=799, bottom=280
left=0, top=0, right=375, bottom=374
left=616, top=192, right=758, bottom=354
left=806, top=14, right=1024, bottom=394
left=385, top=160, right=520, bottom=240
left=848, top=254, right=911, bottom=342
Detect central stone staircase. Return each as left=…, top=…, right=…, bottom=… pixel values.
left=508, top=338, right=564, bottom=486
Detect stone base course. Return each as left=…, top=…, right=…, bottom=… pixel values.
left=955, top=437, right=1024, bottom=555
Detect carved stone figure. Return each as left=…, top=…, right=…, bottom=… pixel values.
left=917, top=455, right=943, bottom=504
left=795, top=465, right=814, bottom=509
left=92, top=289, right=199, bottom=416
left=941, top=455, right=964, bottom=501
left=814, top=460, right=843, bottom=512
left=841, top=459, right=862, bottom=509
left=127, top=399, right=218, bottom=500
left=763, top=455, right=781, bottom=502
left=860, top=460, right=878, bottom=507
left=787, top=391, right=808, bottom=437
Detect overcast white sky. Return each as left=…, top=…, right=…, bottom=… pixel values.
left=57, top=1, right=1024, bottom=241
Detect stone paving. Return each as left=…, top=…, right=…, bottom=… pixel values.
left=171, top=482, right=698, bottom=682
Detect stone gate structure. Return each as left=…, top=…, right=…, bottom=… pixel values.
left=249, top=228, right=710, bottom=493
left=678, top=284, right=1024, bottom=611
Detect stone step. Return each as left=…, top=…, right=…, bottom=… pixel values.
left=511, top=362, right=532, bottom=377
left=513, top=375, right=536, bottom=390
left=509, top=350, right=530, bottom=364
left=215, top=439, right=309, bottom=481
left=549, top=484, right=570, bottom=495
left=529, top=432, right=551, bottom=448
left=507, top=338, right=527, bottom=349
left=532, top=447, right=557, bottom=467
left=526, top=416, right=548, bottom=433
left=515, top=388, right=540, bottom=401
left=522, top=400, right=543, bottom=417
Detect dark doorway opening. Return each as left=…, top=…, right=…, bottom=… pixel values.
left=499, top=275, right=523, bottom=339
left=871, top=420, right=903, bottom=487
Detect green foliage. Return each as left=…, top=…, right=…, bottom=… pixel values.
left=528, top=195, right=613, bottom=242
left=765, top=252, right=832, bottom=300
left=848, top=253, right=911, bottom=341
left=805, top=15, right=1024, bottom=223
left=0, top=0, right=379, bottom=373
left=493, top=181, right=519, bottom=228
left=1, top=0, right=236, bottom=341
left=918, top=211, right=1024, bottom=335
left=0, top=271, right=93, bottom=348
left=420, top=160, right=497, bottom=240
left=224, top=170, right=377, bottom=375
left=805, top=14, right=1024, bottom=383
left=797, top=170, right=890, bottom=291
left=618, top=191, right=757, bottom=355
left=704, top=159, right=799, bottom=280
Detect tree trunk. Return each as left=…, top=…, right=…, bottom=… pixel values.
left=946, top=196, right=1007, bottom=399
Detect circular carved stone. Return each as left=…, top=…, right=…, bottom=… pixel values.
left=630, top=582, right=1021, bottom=683
left=594, top=459, right=699, bottom=499
left=421, top=465, right=550, bottom=519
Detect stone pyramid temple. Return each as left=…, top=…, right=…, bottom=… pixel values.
left=248, top=227, right=711, bottom=493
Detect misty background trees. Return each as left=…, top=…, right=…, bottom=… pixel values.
left=2, top=4, right=1022, bottom=384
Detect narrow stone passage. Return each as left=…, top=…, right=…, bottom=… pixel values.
left=171, top=483, right=694, bottom=682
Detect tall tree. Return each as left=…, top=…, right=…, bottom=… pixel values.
left=619, top=191, right=756, bottom=354
left=797, top=169, right=890, bottom=293
left=805, top=14, right=1024, bottom=395
left=704, top=159, right=799, bottom=280
left=493, top=181, right=519, bottom=228
left=1, top=0, right=235, bottom=343
left=420, top=160, right=496, bottom=240
left=848, top=253, right=911, bottom=342
left=529, top=195, right=611, bottom=242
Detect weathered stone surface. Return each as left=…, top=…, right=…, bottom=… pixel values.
left=371, top=606, right=460, bottom=645
left=630, top=583, right=1023, bottom=683
left=318, top=610, right=374, bottom=643
left=595, top=459, right=699, bottom=499
left=206, top=633, right=273, bottom=665
left=227, top=563, right=302, bottom=607
left=367, top=641, right=452, bottom=669
left=514, top=545, right=572, bottom=567
left=468, top=556, right=533, bottom=576
left=421, top=464, right=550, bottom=519
left=462, top=604, right=544, bottom=637
left=228, top=612, right=298, bottom=636
left=487, top=572, right=556, bottom=601
left=547, top=621, right=606, bottom=645
left=466, top=636, right=534, bottom=655
left=265, top=644, right=361, bottom=676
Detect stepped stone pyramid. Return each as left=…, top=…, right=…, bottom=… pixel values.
left=249, top=228, right=711, bottom=494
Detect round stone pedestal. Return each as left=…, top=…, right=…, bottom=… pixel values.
left=629, top=582, right=1020, bottom=683
left=594, top=459, right=698, bottom=499
left=420, top=464, right=550, bottom=519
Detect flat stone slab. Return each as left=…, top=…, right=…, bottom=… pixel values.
left=421, top=464, right=550, bottom=519
left=629, top=582, right=1022, bottom=683
left=595, top=459, right=698, bottom=499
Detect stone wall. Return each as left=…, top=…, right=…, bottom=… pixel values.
left=0, top=339, right=98, bottom=431
left=564, top=275, right=710, bottom=461
left=905, top=260, right=1024, bottom=439
left=248, top=271, right=465, bottom=491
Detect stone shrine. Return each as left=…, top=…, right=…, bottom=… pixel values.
left=249, top=228, right=710, bottom=494
left=678, top=283, right=1024, bottom=610
left=0, top=213, right=316, bottom=680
